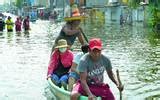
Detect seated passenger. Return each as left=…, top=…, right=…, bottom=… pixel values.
left=68, top=44, right=89, bottom=91
left=71, top=38, right=124, bottom=100
left=47, top=39, right=73, bottom=90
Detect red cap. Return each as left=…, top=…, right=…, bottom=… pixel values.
left=89, top=38, right=102, bottom=50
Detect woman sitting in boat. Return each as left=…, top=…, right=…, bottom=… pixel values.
left=51, top=4, right=86, bottom=53
left=68, top=44, right=89, bottom=91
left=71, top=38, right=124, bottom=100
left=47, top=39, right=73, bottom=90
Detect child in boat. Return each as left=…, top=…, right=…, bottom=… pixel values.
left=68, top=44, right=89, bottom=91
left=47, top=39, right=73, bottom=90
left=71, top=38, right=124, bottom=100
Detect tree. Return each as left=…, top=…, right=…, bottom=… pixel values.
left=15, top=0, right=24, bottom=16
left=16, top=0, right=23, bottom=9
left=148, top=0, right=160, bottom=30
left=128, top=0, right=141, bottom=9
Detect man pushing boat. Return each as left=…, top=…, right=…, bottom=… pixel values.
left=51, top=4, right=87, bottom=53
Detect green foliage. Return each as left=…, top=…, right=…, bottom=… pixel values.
left=128, top=0, right=141, bottom=9
left=149, top=0, right=160, bottom=7
left=147, top=4, right=160, bottom=29
left=15, top=0, right=23, bottom=9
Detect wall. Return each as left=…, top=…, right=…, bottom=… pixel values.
left=105, top=6, right=121, bottom=23
left=86, top=0, right=107, bottom=7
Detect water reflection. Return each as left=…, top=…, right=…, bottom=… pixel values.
left=24, top=31, right=30, bottom=38
left=0, top=21, right=48, bottom=100
left=16, top=32, right=22, bottom=37
left=136, top=30, right=160, bottom=99
left=7, top=32, right=14, bottom=42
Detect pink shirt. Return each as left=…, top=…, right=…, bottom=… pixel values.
left=15, top=20, right=22, bottom=31
left=47, top=49, right=73, bottom=76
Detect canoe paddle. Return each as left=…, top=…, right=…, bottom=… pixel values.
left=116, top=69, right=123, bottom=100
left=79, top=27, right=89, bottom=43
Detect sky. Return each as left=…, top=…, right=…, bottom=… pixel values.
left=0, top=0, right=4, bottom=4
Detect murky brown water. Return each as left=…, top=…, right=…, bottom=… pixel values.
left=0, top=18, right=160, bottom=100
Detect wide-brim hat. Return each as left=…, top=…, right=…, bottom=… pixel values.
left=64, top=16, right=87, bottom=21
left=64, top=4, right=87, bottom=21
left=55, top=39, right=68, bottom=48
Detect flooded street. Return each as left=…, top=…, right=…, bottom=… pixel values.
left=0, top=19, right=160, bottom=100
left=0, top=20, right=60, bottom=100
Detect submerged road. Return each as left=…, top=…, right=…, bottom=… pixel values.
left=0, top=18, right=160, bottom=100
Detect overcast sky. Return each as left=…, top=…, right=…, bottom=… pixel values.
left=0, top=0, right=4, bottom=4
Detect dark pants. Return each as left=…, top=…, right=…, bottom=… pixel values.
left=7, top=29, right=13, bottom=32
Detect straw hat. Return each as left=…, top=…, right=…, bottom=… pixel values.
left=55, top=39, right=68, bottom=48
left=64, top=4, right=87, bottom=21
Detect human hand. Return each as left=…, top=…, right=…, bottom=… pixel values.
left=46, top=74, right=51, bottom=80
left=117, top=84, right=124, bottom=92
left=88, top=94, right=95, bottom=100
left=116, top=69, right=124, bottom=92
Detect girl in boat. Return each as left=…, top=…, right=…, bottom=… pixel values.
left=47, top=39, right=73, bottom=90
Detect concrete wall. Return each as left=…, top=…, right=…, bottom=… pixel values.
left=105, top=6, right=121, bottom=23
left=86, top=0, right=107, bottom=7
left=34, top=0, right=49, bottom=7
left=132, top=6, right=144, bottom=21
left=105, top=5, right=145, bottom=24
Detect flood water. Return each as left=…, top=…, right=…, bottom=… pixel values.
left=0, top=19, right=160, bottom=100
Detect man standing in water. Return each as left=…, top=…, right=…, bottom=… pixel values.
left=15, top=17, right=22, bottom=32
left=71, top=38, right=123, bottom=100
left=23, top=16, right=30, bottom=33
left=0, top=17, right=5, bottom=32
left=6, top=16, right=14, bottom=32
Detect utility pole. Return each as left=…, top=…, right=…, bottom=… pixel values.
left=50, top=0, right=54, bottom=10
left=63, top=0, right=65, bottom=17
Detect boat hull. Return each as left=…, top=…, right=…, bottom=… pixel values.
left=47, top=78, right=101, bottom=100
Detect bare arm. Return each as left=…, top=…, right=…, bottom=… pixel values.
left=80, top=72, right=94, bottom=97
left=107, top=69, right=124, bottom=92
left=70, top=62, right=79, bottom=74
left=78, top=33, right=85, bottom=45
left=107, top=69, right=119, bottom=86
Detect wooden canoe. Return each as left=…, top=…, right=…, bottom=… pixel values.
left=47, top=78, right=101, bottom=100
